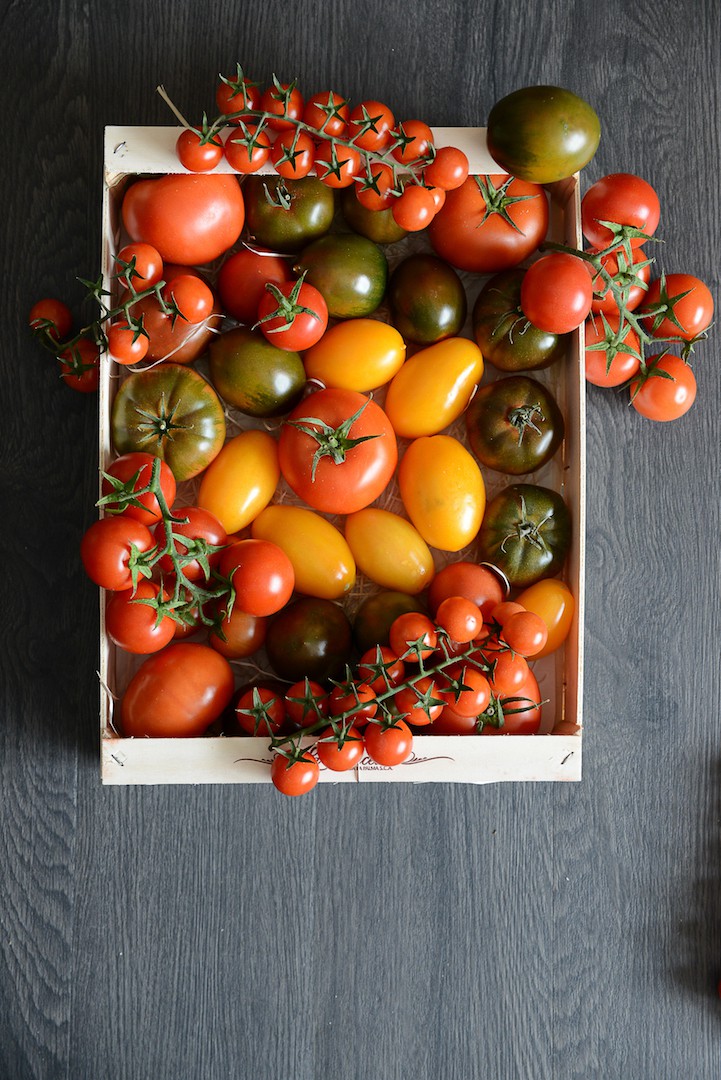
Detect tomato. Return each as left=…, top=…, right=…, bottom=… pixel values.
left=484, top=641, right=530, bottom=696
left=160, top=274, right=214, bottom=325
left=284, top=679, right=330, bottom=728
left=176, top=127, right=224, bottom=172
left=209, top=327, right=304, bottom=418
left=472, top=269, right=567, bottom=372
left=271, top=752, right=320, bottom=796
left=500, top=610, right=548, bottom=657
left=428, top=175, right=548, bottom=274
left=59, top=338, right=100, bottom=392
left=515, top=578, right=575, bottom=657
left=348, top=100, right=395, bottom=150
left=197, top=429, right=280, bottom=533
left=357, top=646, right=406, bottom=694
left=423, top=146, right=469, bottom=191
left=80, top=516, right=155, bottom=591
left=581, top=173, right=660, bottom=249
left=259, top=80, right=304, bottom=131
left=430, top=704, right=479, bottom=735
left=223, top=124, right=271, bottom=173
left=256, top=276, right=329, bottom=350
left=490, top=601, right=525, bottom=627
left=216, top=69, right=260, bottom=120
left=427, top=561, right=506, bottom=621
left=477, top=484, right=571, bottom=587
left=353, top=591, right=427, bottom=653
left=115, top=242, right=164, bottom=291
left=584, top=315, right=641, bottom=387
left=364, top=719, right=413, bottom=766
left=303, top=91, right=349, bottom=137
left=521, top=253, right=593, bottom=334
left=383, top=337, right=483, bottom=438
left=391, top=119, right=434, bottom=164
left=111, top=364, right=226, bottom=482
left=329, top=682, right=378, bottom=725
left=279, top=388, right=397, bottom=514
left=235, top=685, right=286, bottom=737
left=302, top=319, right=406, bottom=392
left=629, top=354, right=697, bottom=422
left=154, top=505, right=227, bottom=582
left=393, top=676, right=444, bottom=727
left=293, top=233, right=388, bottom=318
left=344, top=508, right=435, bottom=595
left=105, top=581, right=176, bottom=654
left=120, top=643, right=234, bottom=738
left=106, top=321, right=149, bottom=365
left=209, top=607, right=267, bottom=660
left=340, top=187, right=408, bottom=245
left=314, top=140, right=362, bottom=188
left=640, top=274, right=714, bottom=341
left=587, top=247, right=652, bottom=316
left=251, top=504, right=356, bottom=600
left=438, top=663, right=491, bottom=717
left=398, top=435, right=485, bottom=552
left=389, top=612, right=437, bottom=662
left=216, top=248, right=292, bottom=324
left=391, top=185, right=437, bottom=232
left=29, top=298, right=73, bottom=342
left=270, top=129, right=316, bottom=180
left=120, top=267, right=222, bottom=364
left=317, top=725, right=365, bottom=772
left=354, top=162, right=397, bottom=211
left=121, top=173, right=244, bottom=266
left=435, top=596, right=483, bottom=643
left=387, top=254, right=467, bottom=345
left=242, top=175, right=335, bottom=253
left=465, top=375, right=565, bottom=475
left=265, top=597, right=353, bottom=682
left=481, top=669, right=542, bottom=735
left=101, top=452, right=176, bottom=528
left=486, top=85, right=601, bottom=182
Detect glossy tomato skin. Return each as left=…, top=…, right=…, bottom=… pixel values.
left=197, top=429, right=280, bottom=534
left=387, top=254, right=467, bottom=345
left=472, top=269, right=567, bottom=372
left=521, top=253, right=593, bottom=334
left=584, top=315, right=641, bottom=388
left=105, top=581, right=176, bottom=655
left=122, top=265, right=222, bottom=364
left=486, top=85, right=601, bottom=182
left=481, top=670, right=542, bottom=735
left=265, top=597, right=353, bottom=682
left=302, top=319, right=406, bottom=393
left=102, top=452, right=177, bottom=528
left=364, top=719, right=413, bottom=766
left=630, top=354, right=697, bottom=421
left=465, top=375, right=565, bottom=475
left=398, top=435, right=485, bottom=552
left=256, top=278, right=329, bottom=350
left=344, top=508, right=435, bottom=595
left=477, top=484, right=571, bottom=587
left=216, top=248, right=292, bottom=324
left=640, top=274, right=714, bottom=341
left=294, top=233, right=388, bottom=318
left=515, top=578, right=575, bottom=657
left=122, top=174, right=245, bottom=265
left=251, top=504, right=356, bottom=600
left=279, top=388, right=397, bottom=514
left=80, top=517, right=155, bottom=591
left=428, top=175, right=548, bottom=274
left=120, top=643, right=235, bottom=738
left=154, top=505, right=227, bottom=582
left=111, top=364, right=226, bottom=482
left=352, top=591, right=427, bottom=653
left=243, top=175, right=335, bottom=253
left=383, top=337, right=483, bottom=439
left=340, top=187, right=408, bottom=245
left=587, top=248, right=651, bottom=316
left=581, top=173, right=660, bottom=249
left=427, top=561, right=505, bottom=622
left=209, top=326, right=306, bottom=417
left=271, top=753, right=320, bottom=796
left=218, top=539, right=295, bottom=617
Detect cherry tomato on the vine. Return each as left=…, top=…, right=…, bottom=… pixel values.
left=223, top=124, right=272, bottom=173
left=216, top=72, right=261, bottom=120
left=303, top=90, right=349, bottom=137
left=439, top=664, right=492, bottom=717
left=348, top=100, right=395, bottom=151
left=357, top=646, right=406, bottom=695
left=521, top=253, right=593, bottom=333
left=584, top=314, right=641, bottom=387
left=105, top=580, right=176, bottom=654
left=153, top=505, right=227, bottom=582
left=314, top=140, right=362, bottom=188
left=176, top=128, right=224, bottom=172
left=59, top=338, right=100, bottom=393
left=80, top=516, right=155, bottom=591
left=435, top=596, right=484, bottom=643
left=29, top=298, right=72, bottom=341
left=629, top=353, right=697, bottom=421
left=364, top=719, right=413, bottom=766
left=106, top=321, right=149, bottom=365
left=393, top=676, right=444, bottom=727
left=392, top=119, right=434, bottom=164
left=260, top=81, right=305, bottom=131
left=388, top=612, right=438, bottom=662
left=581, top=172, right=661, bottom=249
left=271, top=752, right=320, bottom=796
left=270, top=129, right=316, bottom=179
left=422, top=146, right=469, bottom=191
left=392, top=184, right=437, bottom=231
left=235, top=685, right=287, bottom=737
left=641, top=273, right=714, bottom=342
left=102, top=451, right=177, bottom=528
left=500, top=610, right=548, bottom=657
left=284, top=680, right=329, bottom=728
left=316, top=726, right=365, bottom=772
left=162, top=274, right=214, bottom=324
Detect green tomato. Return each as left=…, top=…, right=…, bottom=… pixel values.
left=340, top=187, right=408, bottom=245
left=486, top=85, right=601, bottom=183
left=465, top=375, right=565, bottom=475
left=265, top=597, right=353, bottom=682
left=294, top=233, right=388, bottom=318
left=352, top=590, right=427, bottom=653
left=208, top=326, right=306, bottom=417
left=472, top=270, right=566, bottom=372
left=476, top=483, right=571, bottom=587
left=387, top=254, right=467, bottom=346
left=242, top=175, right=335, bottom=253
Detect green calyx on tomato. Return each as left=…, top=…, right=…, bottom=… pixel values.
left=476, top=484, right=571, bottom=587
left=465, top=375, right=565, bottom=475
left=242, top=175, right=335, bottom=253
left=472, top=269, right=567, bottom=372
left=284, top=396, right=381, bottom=481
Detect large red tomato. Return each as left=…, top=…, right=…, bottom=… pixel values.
left=121, top=174, right=245, bottom=266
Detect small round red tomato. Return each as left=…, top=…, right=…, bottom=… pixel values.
left=215, top=70, right=261, bottom=120
left=435, top=596, right=484, bottom=643
left=581, top=173, right=661, bottom=249
left=105, top=580, right=176, bottom=654
left=484, top=642, right=530, bottom=696
left=235, top=685, right=286, bottom=737
left=354, top=163, right=397, bottom=211
left=431, top=705, right=479, bottom=735
left=393, top=676, right=444, bottom=727
left=209, top=607, right=267, bottom=660
left=357, top=646, right=406, bottom=694
left=439, top=664, right=492, bottom=717
left=500, top=610, right=548, bottom=657
left=80, top=516, right=155, bottom=591
left=59, top=338, right=100, bottom=392
left=314, top=140, right=362, bottom=188
left=389, top=612, right=437, bottom=662
left=271, top=751, right=320, bottom=795
left=270, top=129, right=316, bottom=179
left=317, top=726, right=365, bottom=772
left=223, top=124, right=271, bottom=173
left=391, top=119, right=434, bottom=164
left=521, top=253, right=593, bottom=333
left=256, top=276, right=329, bottom=351
left=154, top=505, right=227, bottom=581
left=217, top=248, right=292, bottom=325
left=629, top=353, right=697, bottom=421
left=176, top=128, right=224, bottom=172
left=29, top=298, right=72, bottom=341
left=422, top=146, right=469, bottom=191
left=587, top=247, right=652, bottom=315
left=106, top=321, right=149, bottom=365
left=392, top=185, right=437, bottom=232
left=260, top=81, right=304, bottom=131
left=115, top=242, right=164, bottom=291
left=303, top=90, right=349, bottom=137
left=120, top=643, right=234, bottom=738
left=284, top=680, right=330, bottom=728
left=641, top=274, right=714, bottom=341
left=364, top=719, right=413, bottom=766
left=329, top=682, right=378, bottom=726
left=162, top=274, right=214, bottom=324
left=102, top=452, right=177, bottom=528
left=490, top=601, right=526, bottom=627
left=584, top=315, right=641, bottom=387
left=218, top=539, right=295, bottom=617
left=348, top=100, right=395, bottom=150
left=428, top=562, right=506, bottom=622
left=279, top=388, right=397, bottom=514
left=482, top=670, right=542, bottom=735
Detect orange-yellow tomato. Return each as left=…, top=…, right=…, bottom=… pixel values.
left=344, top=508, right=435, bottom=595
left=515, top=578, right=575, bottom=657
left=383, top=337, right=483, bottom=437
left=251, top=504, right=356, bottom=599
left=302, top=318, right=406, bottom=392
left=398, top=435, right=486, bottom=552
left=197, top=429, right=279, bottom=533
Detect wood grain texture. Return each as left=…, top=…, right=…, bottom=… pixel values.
left=2, top=1, right=721, bottom=1078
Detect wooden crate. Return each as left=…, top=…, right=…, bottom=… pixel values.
left=98, top=126, right=585, bottom=785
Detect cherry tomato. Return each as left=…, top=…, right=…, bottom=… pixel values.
left=106, top=321, right=149, bottom=365
left=215, top=71, right=261, bottom=120
left=398, top=435, right=485, bottom=552
left=303, top=90, right=349, bottom=137
left=391, top=185, right=437, bottom=231
left=640, top=274, right=714, bottom=341
left=197, top=429, right=280, bottom=533
left=209, top=607, right=267, bottom=660
left=218, top=539, right=295, bottom=617
left=256, top=276, right=329, bottom=351
left=329, top=682, right=378, bottom=726
left=162, top=274, right=214, bottom=324
left=629, top=353, right=697, bottom=421
left=357, top=646, right=406, bottom=695
left=284, top=680, right=330, bottom=728
left=120, top=643, right=234, bottom=738
left=80, top=516, right=155, bottom=591
left=316, top=726, right=365, bottom=772
left=235, top=685, right=286, bottom=737
left=521, top=253, right=593, bottom=333
left=271, top=752, right=320, bottom=796
left=114, top=242, right=164, bottom=292
left=422, top=146, right=469, bottom=191
left=389, top=612, right=437, bottom=662
left=176, top=128, right=224, bottom=172
left=481, top=669, right=542, bottom=735
left=428, top=562, right=506, bottom=622
left=59, top=338, right=100, bottom=393
left=484, top=642, right=530, bottom=697
left=435, top=596, right=483, bottom=643
left=344, top=508, right=435, bottom=596
left=500, top=610, right=548, bottom=657
left=314, top=140, right=362, bottom=188
left=581, top=173, right=661, bottom=249
left=490, top=601, right=526, bottom=627
left=587, top=247, right=651, bottom=316
left=354, top=163, right=397, bottom=211
left=438, top=663, right=492, bottom=717
left=223, top=124, right=272, bottom=173
left=154, top=505, right=227, bottom=582
left=29, top=298, right=72, bottom=341
left=393, top=676, right=444, bottom=727
left=392, top=119, right=434, bottom=164
left=102, top=452, right=177, bottom=528
left=348, top=100, right=395, bottom=150
left=515, top=578, right=575, bottom=657
left=105, top=580, right=176, bottom=654
left=217, top=248, right=291, bottom=325
left=260, top=81, right=304, bottom=131
left=270, top=129, right=316, bottom=179
left=251, top=504, right=356, bottom=601
left=584, top=315, right=641, bottom=387
left=364, top=719, right=413, bottom=766
left=431, top=704, right=480, bottom=735
left=121, top=268, right=221, bottom=365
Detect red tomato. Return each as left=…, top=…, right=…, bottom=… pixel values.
left=357, top=646, right=406, bottom=694
left=223, top=124, right=271, bottom=173
left=270, top=130, right=316, bottom=179
left=154, top=505, right=227, bottom=581
left=581, top=173, right=661, bottom=249
left=354, top=163, right=397, bottom=211
left=388, top=612, right=437, bottom=662
left=121, top=173, right=245, bottom=266
left=80, top=516, right=155, bottom=591
left=284, top=680, right=330, bottom=728
left=428, top=174, right=548, bottom=274
left=314, top=140, right=362, bottom=188
left=328, top=682, right=378, bottom=726
left=392, top=185, right=437, bottom=232
left=521, top=252, right=593, bottom=333
left=218, top=539, right=295, bottom=616
left=58, top=337, right=100, bottom=393
left=430, top=705, right=479, bottom=735
left=629, top=353, right=697, bottom=421
left=279, top=388, right=398, bottom=514
left=271, top=751, right=320, bottom=795
left=29, top=298, right=73, bottom=341
left=303, top=91, right=349, bottom=137
left=435, top=596, right=484, bottom=643
left=391, top=119, right=434, bottom=164
left=260, top=81, right=304, bottom=131
left=584, top=315, right=641, bottom=387
left=215, top=70, right=261, bottom=120
left=120, top=643, right=234, bottom=738
left=500, top=610, right=548, bottom=657
left=317, top=726, right=365, bottom=772
left=393, top=676, right=444, bottom=727
left=256, top=276, right=329, bottom=350
left=428, top=562, right=506, bottom=622
left=115, top=242, right=164, bottom=291
left=438, top=663, right=492, bottom=717
left=106, top=321, right=149, bottom=365
left=587, top=247, right=652, bottom=315
left=176, top=128, right=224, bottom=172
left=482, top=670, right=542, bottom=735
left=102, top=452, right=177, bottom=528
left=484, top=641, right=530, bottom=696
left=161, top=274, right=214, bottom=324
left=364, top=719, right=413, bottom=766
left=235, top=685, right=286, bottom=737
left=422, top=146, right=469, bottom=191
left=217, top=248, right=292, bottom=324
left=348, top=100, right=395, bottom=150
left=105, top=581, right=176, bottom=654
left=640, top=274, right=714, bottom=341
left=209, top=607, right=267, bottom=660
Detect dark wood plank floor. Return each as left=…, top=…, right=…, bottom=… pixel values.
left=3, top=1, right=720, bottom=1077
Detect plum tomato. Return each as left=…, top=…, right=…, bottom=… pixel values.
left=197, top=429, right=280, bottom=534
left=383, top=337, right=483, bottom=439
left=251, top=504, right=356, bottom=600
left=398, top=435, right=485, bottom=552
left=302, top=318, right=406, bottom=393
left=344, top=508, right=435, bottom=596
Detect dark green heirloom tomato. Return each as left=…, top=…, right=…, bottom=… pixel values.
left=265, top=597, right=353, bottom=682
left=242, top=175, right=335, bottom=253
left=486, top=85, right=601, bottom=183
left=476, top=483, right=571, bottom=587
left=294, top=233, right=388, bottom=318
left=472, top=269, right=567, bottom=372
left=352, top=590, right=427, bottom=653
left=208, top=326, right=306, bottom=417
left=340, top=187, right=408, bottom=245
left=465, top=375, right=565, bottom=475
left=387, top=254, right=467, bottom=345
left=111, top=364, right=226, bottom=481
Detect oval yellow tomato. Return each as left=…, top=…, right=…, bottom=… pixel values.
left=515, top=578, right=575, bottom=657
left=344, top=508, right=435, bottom=595
left=302, top=318, right=406, bottom=392
left=383, top=337, right=483, bottom=438
left=398, top=435, right=486, bottom=552
left=197, top=430, right=279, bottom=533
left=250, top=504, right=356, bottom=600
